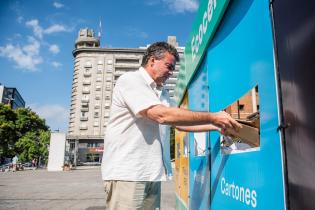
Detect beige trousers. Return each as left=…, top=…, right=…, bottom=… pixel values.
left=104, top=180, right=161, bottom=210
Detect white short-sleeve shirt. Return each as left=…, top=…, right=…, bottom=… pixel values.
left=101, top=67, right=167, bottom=181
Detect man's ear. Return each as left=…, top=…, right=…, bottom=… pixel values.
left=149, top=57, right=155, bottom=67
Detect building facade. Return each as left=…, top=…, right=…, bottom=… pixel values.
left=0, top=84, right=25, bottom=109
left=66, top=28, right=184, bottom=165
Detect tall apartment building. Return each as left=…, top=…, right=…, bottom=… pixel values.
left=0, top=84, right=25, bottom=109
left=66, top=28, right=184, bottom=165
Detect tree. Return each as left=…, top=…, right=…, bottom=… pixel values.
left=15, top=130, right=50, bottom=164
left=38, top=130, right=50, bottom=165
left=0, top=104, right=17, bottom=161
left=0, top=105, right=50, bottom=165
left=15, top=107, right=48, bottom=138
left=14, top=108, right=50, bottom=165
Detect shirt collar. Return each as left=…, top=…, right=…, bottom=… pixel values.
left=139, top=67, right=157, bottom=89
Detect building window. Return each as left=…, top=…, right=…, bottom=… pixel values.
left=239, top=104, right=245, bottom=111
left=80, top=112, right=88, bottom=121
left=97, top=65, right=103, bottom=73
left=82, top=87, right=90, bottom=93
left=115, top=58, right=139, bottom=64
left=86, top=153, right=100, bottom=163
left=83, top=80, right=91, bottom=85
left=80, top=124, right=87, bottom=130
left=105, top=84, right=111, bottom=91
left=87, top=143, right=100, bottom=148
left=81, top=95, right=89, bottom=102
left=84, top=69, right=91, bottom=77
left=84, top=61, right=92, bottom=68
left=70, top=142, right=75, bottom=150
left=81, top=102, right=89, bottom=108
left=106, top=76, right=111, bottom=81
left=95, top=85, right=101, bottom=91
left=94, top=121, right=99, bottom=127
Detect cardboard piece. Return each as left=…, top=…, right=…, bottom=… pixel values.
left=226, top=122, right=260, bottom=147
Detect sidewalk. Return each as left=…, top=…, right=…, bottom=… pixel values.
left=0, top=167, right=175, bottom=210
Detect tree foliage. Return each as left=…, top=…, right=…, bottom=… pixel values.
left=0, top=104, right=50, bottom=164
left=15, top=108, right=48, bottom=137
left=0, top=104, right=17, bottom=158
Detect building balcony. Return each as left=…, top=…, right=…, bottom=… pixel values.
left=81, top=102, right=89, bottom=107
left=84, top=62, right=92, bottom=68
left=166, top=77, right=177, bottom=84
left=81, top=98, right=89, bottom=103
left=80, top=125, right=88, bottom=130
left=84, top=72, right=91, bottom=77
left=83, top=80, right=91, bottom=85
left=81, top=107, right=89, bottom=112
left=80, top=117, right=88, bottom=121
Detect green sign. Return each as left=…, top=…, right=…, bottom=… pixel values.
left=175, top=0, right=230, bottom=105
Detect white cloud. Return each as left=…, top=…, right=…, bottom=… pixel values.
left=0, top=37, right=43, bottom=71
left=163, top=0, right=199, bottom=13
left=26, top=19, right=43, bottom=39
left=29, top=104, right=69, bottom=131
left=161, top=0, right=199, bottom=13
left=53, top=2, right=64, bottom=8
left=44, top=24, right=69, bottom=34
left=49, top=44, right=60, bottom=54
left=26, top=19, right=71, bottom=39
left=23, top=37, right=40, bottom=56
left=51, top=61, right=62, bottom=68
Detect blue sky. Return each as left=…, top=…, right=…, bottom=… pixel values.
left=0, top=0, right=198, bottom=132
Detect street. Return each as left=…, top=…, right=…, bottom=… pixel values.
left=0, top=167, right=175, bottom=210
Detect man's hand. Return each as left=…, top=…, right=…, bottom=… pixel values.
left=211, top=111, right=242, bottom=131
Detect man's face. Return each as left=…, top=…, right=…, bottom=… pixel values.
left=152, top=52, right=176, bottom=86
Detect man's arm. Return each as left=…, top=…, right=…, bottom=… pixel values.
left=175, top=124, right=221, bottom=132
left=139, top=104, right=241, bottom=131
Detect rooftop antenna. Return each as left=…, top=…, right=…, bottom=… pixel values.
left=98, top=17, right=102, bottom=47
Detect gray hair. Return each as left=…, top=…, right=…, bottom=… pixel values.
left=141, top=42, right=179, bottom=67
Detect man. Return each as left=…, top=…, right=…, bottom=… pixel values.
left=101, top=42, right=241, bottom=210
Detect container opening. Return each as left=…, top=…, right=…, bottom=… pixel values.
left=221, top=85, right=260, bottom=154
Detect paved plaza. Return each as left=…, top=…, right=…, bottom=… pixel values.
left=0, top=167, right=175, bottom=210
